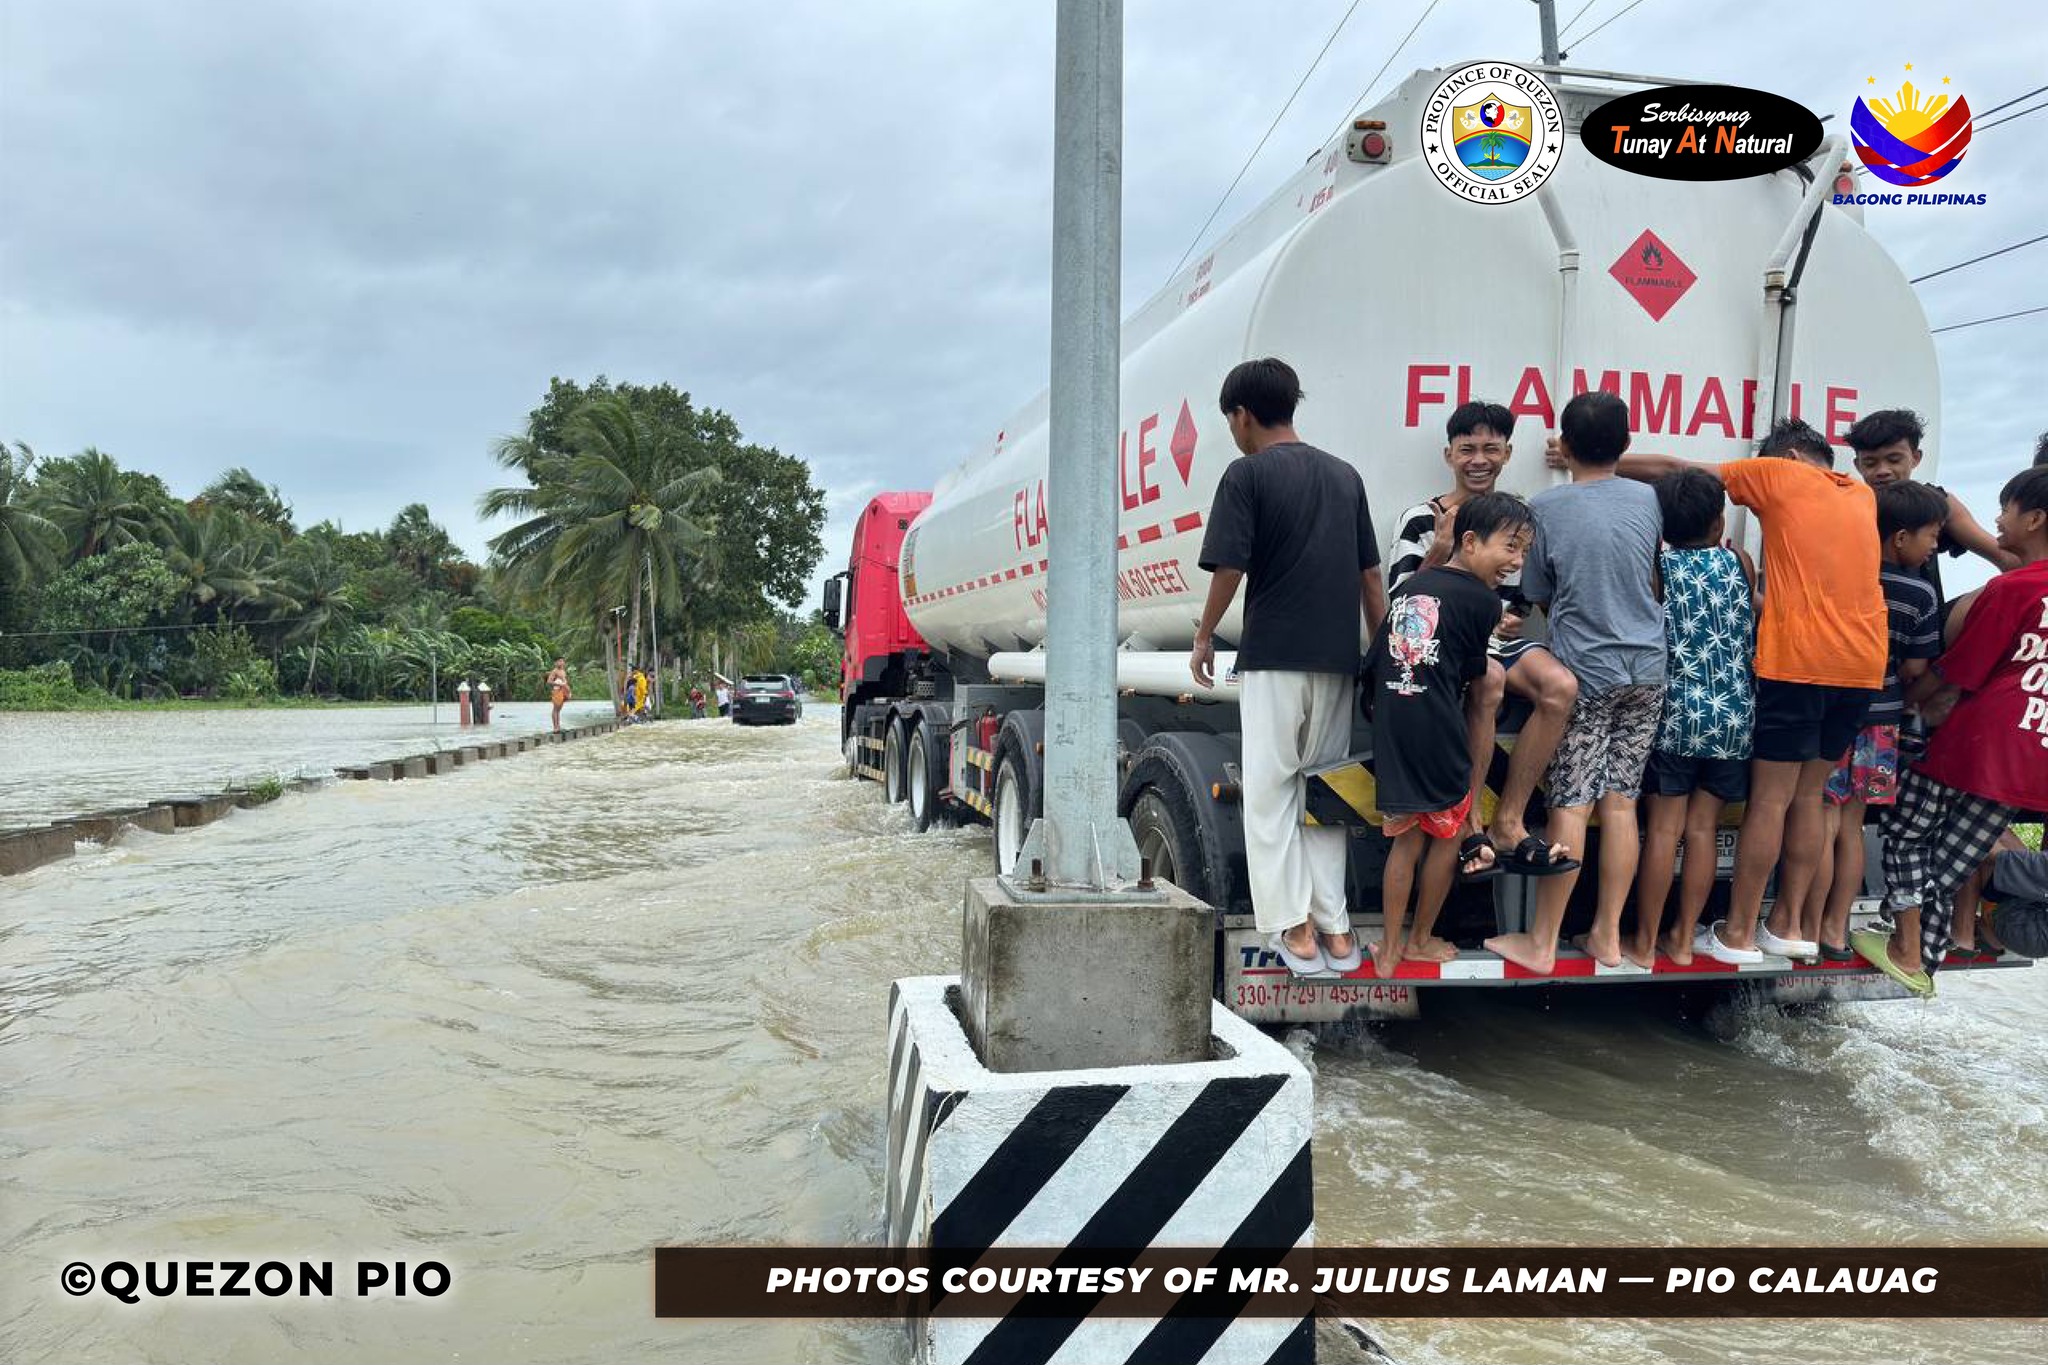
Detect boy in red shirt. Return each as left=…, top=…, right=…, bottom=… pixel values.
left=1860, top=467, right=2048, bottom=993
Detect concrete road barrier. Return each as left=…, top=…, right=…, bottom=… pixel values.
left=368, top=762, right=398, bottom=780
left=339, top=765, right=373, bottom=780
left=166, top=794, right=236, bottom=828
left=399, top=756, right=428, bottom=779
left=426, top=752, right=455, bottom=775
left=0, top=825, right=78, bottom=875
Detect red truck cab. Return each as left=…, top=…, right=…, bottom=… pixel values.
left=824, top=493, right=932, bottom=739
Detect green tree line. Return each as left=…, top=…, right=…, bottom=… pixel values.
left=1, top=377, right=832, bottom=708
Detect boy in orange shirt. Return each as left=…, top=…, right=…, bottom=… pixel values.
left=1613, top=418, right=1887, bottom=964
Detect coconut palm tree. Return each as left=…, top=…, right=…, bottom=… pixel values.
left=482, top=396, right=719, bottom=704
left=156, top=503, right=276, bottom=619
left=198, top=466, right=295, bottom=535
left=277, top=535, right=353, bottom=692
left=0, top=441, right=61, bottom=595
left=34, top=447, right=155, bottom=560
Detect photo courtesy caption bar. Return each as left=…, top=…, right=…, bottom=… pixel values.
left=653, top=1247, right=2048, bottom=1318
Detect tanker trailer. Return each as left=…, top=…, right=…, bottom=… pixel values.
left=826, top=61, right=2023, bottom=1021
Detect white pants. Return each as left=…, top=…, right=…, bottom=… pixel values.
left=1239, top=669, right=1353, bottom=935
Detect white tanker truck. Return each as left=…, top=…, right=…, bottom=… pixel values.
left=822, top=61, right=2022, bottom=1022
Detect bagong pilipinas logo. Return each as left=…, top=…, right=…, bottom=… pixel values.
left=1422, top=61, right=1564, bottom=205
left=1852, top=66, right=1971, bottom=186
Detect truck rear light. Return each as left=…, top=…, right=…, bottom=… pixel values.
left=1348, top=118, right=1390, bottom=164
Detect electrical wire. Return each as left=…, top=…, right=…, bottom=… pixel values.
left=1167, top=0, right=1371, bottom=279
left=1976, top=99, right=2048, bottom=134
left=1563, top=0, right=1651, bottom=50
left=1975, top=82, right=2048, bottom=120
left=1322, top=0, right=1445, bottom=145
left=1908, top=232, right=2048, bottom=284
left=0, top=614, right=326, bottom=640
left=1929, top=305, right=2048, bottom=335
left=1555, top=0, right=1603, bottom=45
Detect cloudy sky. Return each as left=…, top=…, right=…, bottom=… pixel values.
left=3, top=0, right=2039, bottom=605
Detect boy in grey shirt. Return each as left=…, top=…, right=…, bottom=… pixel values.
left=1486, top=392, right=1667, bottom=973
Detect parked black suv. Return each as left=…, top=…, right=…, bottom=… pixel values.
left=732, top=674, right=803, bottom=725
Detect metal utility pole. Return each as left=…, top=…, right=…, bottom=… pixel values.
left=1033, top=0, right=1141, bottom=890
left=1536, top=0, right=1562, bottom=65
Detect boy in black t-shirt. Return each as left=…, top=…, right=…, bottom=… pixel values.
left=1368, top=493, right=1532, bottom=976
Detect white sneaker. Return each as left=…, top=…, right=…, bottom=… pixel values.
left=1756, top=924, right=1820, bottom=960
left=1703, top=920, right=1764, bottom=965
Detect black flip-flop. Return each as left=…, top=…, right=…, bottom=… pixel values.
left=1501, top=835, right=1580, bottom=877
left=1458, top=832, right=1503, bottom=882
left=1818, top=940, right=1857, bottom=963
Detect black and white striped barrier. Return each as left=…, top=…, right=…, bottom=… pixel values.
left=886, top=975, right=1316, bottom=1365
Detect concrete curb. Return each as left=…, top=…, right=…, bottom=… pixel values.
left=0, top=825, right=78, bottom=875
left=4, top=720, right=633, bottom=876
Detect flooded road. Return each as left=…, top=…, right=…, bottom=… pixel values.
left=3, top=712, right=2043, bottom=1363
left=0, top=702, right=615, bottom=826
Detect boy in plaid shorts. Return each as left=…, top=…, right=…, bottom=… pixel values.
left=1806, top=481, right=1947, bottom=960
left=1861, top=468, right=2048, bottom=994
left=1486, top=393, right=1666, bottom=974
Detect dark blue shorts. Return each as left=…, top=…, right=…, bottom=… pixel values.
left=1644, top=749, right=1750, bottom=804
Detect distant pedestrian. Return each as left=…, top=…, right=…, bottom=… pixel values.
left=545, top=658, right=571, bottom=732
left=715, top=683, right=730, bottom=717
left=690, top=685, right=707, bottom=719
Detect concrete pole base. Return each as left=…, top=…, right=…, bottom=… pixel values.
left=960, top=876, right=1212, bottom=1072
left=886, top=975, right=1315, bottom=1365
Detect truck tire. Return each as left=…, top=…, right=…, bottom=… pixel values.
left=990, top=735, right=1037, bottom=876
left=882, top=714, right=909, bottom=804
left=906, top=721, right=947, bottom=832
left=1129, top=784, right=1202, bottom=898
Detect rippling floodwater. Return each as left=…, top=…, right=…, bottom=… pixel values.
left=2, top=712, right=2043, bottom=1363
left=0, top=701, right=615, bottom=826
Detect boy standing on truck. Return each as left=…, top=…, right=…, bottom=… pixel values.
left=1846, top=409, right=2016, bottom=632
left=1862, top=467, right=2048, bottom=992
left=1369, top=492, right=1529, bottom=975
left=1808, top=481, right=1947, bottom=960
left=1194, top=357, right=1388, bottom=976
left=1630, top=470, right=1755, bottom=968
left=1486, top=391, right=1666, bottom=974
left=1607, top=417, right=1887, bottom=966
left=1385, top=401, right=1580, bottom=875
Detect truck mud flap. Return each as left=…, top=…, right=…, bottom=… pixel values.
left=1220, top=925, right=1421, bottom=1023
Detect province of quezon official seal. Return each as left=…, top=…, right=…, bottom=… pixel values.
left=1421, top=61, right=1564, bottom=205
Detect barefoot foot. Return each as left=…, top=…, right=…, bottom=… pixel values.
left=1572, top=930, right=1625, bottom=969
left=1484, top=931, right=1557, bottom=975
left=1369, top=938, right=1405, bottom=979
left=1406, top=935, right=1459, bottom=963
left=1659, top=929, right=1696, bottom=966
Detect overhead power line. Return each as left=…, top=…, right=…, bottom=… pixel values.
left=1323, top=0, right=1445, bottom=144
left=1975, top=82, right=2048, bottom=119
left=1909, top=232, right=2048, bottom=284
left=1929, top=305, right=2048, bottom=335
left=1977, top=100, right=2048, bottom=134
left=1168, top=0, right=1370, bottom=279
left=1, top=614, right=325, bottom=641
left=1555, top=0, right=1601, bottom=45
left=1564, top=0, right=1653, bottom=50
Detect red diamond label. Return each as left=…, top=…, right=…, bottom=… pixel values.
left=1169, top=399, right=1198, bottom=483
left=1609, top=229, right=1696, bottom=322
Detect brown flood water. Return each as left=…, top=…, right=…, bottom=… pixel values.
left=3, top=712, right=2043, bottom=1363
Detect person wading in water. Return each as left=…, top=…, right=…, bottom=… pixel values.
left=546, top=657, right=571, bottom=732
